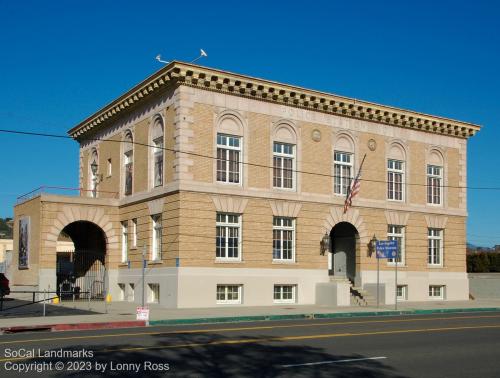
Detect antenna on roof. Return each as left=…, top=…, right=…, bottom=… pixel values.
left=191, top=49, right=208, bottom=64
left=155, top=54, right=169, bottom=64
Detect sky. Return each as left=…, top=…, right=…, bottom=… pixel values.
left=0, top=1, right=499, bottom=246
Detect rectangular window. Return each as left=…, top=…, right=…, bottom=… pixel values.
left=396, top=285, right=408, bottom=301
left=153, top=137, right=164, bottom=187
left=428, top=228, right=443, bottom=266
left=152, top=215, right=162, bottom=261
left=216, top=213, right=241, bottom=260
left=273, top=142, right=295, bottom=189
left=273, top=285, right=296, bottom=303
left=387, top=225, right=405, bottom=265
left=118, top=283, right=126, bottom=301
left=273, top=217, right=295, bottom=261
left=128, top=283, right=135, bottom=302
left=121, top=221, right=128, bottom=263
left=387, top=159, right=404, bottom=201
left=107, top=158, right=112, bottom=177
left=427, top=165, right=443, bottom=205
left=429, top=285, right=445, bottom=299
left=216, top=134, right=241, bottom=184
left=124, top=151, right=133, bottom=196
left=334, top=151, right=353, bottom=195
left=148, top=283, right=160, bottom=303
left=216, top=284, right=242, bottom=304
left=132, top=218, right=137, bottom=248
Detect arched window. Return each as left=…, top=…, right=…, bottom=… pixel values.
left=216, top=113, right=244, bottom=184
left=272, top=123, right=297, bottom=190
left=123, top=130, right=134, bottom=196
left=427, top=150, right=444, bottom=205
left=333, top=134, right=355, bottom=196
left=151, top=116, right=164, bottom=188
left=89, top=148, right=98, bottom=198
left=387, top=142, right=407, bottom=202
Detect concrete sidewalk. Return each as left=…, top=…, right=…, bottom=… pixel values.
left=1, top=298, right=500, bottom=332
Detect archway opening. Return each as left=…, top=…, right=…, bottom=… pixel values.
left=56, top=221, right=107, bottom=299
left=329, top=222, right=359, bottom=282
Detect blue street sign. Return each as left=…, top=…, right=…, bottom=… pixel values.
left=376, top=240, right=398, bottom=259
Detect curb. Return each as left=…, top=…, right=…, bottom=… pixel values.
left=1, top=320, right=146, bottom=334
left=148, top=307, right=500, bottom=326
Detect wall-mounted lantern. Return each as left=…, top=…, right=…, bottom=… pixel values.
left=320, top=232, right=330, bottom=255
left=368, top=234, right=378, bottom=257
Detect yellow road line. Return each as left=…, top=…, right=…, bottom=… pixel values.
left=1, top=324, right=500, bottom=362
left=1, top=314, right=499, bottom=346
left=102, top=324, right=500, bottom=353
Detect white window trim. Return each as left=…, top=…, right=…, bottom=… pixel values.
left=427, top=165, right=443, bottom=206
left=107, top=158, right=112, bottom=178
left=148, top=283, right=160, bottom=303
left=387, top=159, right=405, bottom=202
left=387, top=225, right=405, bottom=266
left=216, top=284, right=242, bottom=304
left=121, top=221, right=128, bottom=263
left=429, top=285, right=445, bottom=300
left=333, top=151, right=353, bottom=196
left=273, top=142, right=296, bottom=191
left=273, top=284, right=297, bottom=304
left=216, top=133, right=242, bottom=186
left=272, top=217, right=296, bottom=262
left=396, top=285, right=408, bottom=301
left=132, top=218, right=138, bottom=248
left=151, top=214, right=162, bottom=262
left=152, top=136, right=164, bottom=188
left=216, top=213, right=242, bottom=262
left=428, top=228, right=444, bottom=267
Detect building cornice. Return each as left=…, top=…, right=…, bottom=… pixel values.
left=68, top=61, right=481, bottom=140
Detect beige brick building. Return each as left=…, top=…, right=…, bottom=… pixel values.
left=12, top=62, right=480, bottom=307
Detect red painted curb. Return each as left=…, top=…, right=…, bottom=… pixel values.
left=1, top=320, right=146, bottom=333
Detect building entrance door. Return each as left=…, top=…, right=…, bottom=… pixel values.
left=329, top=222, right=358, bottom=282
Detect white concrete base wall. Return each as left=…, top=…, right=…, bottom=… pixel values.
left=117, top=267, right=178, bottom=307
left=177, top=267, right=330, bottom=308
left=360, top=270, right=470, bottom=303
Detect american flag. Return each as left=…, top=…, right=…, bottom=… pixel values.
left=344, top=154, right=366, bottom=214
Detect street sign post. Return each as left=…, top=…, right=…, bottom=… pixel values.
left=375, top=240, right=399, bottom=309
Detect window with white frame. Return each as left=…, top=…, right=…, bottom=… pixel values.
left=121, top=221, right=128, bottom=263
left=132, top=218, right=138, bottom=248
left=216, top=213, right=241, bottom=260
left=273, top=142, right=295, bottom=189
left=387, top=159, right=405, bottom=201
left=387, top=225, right=405, bottom=265
left=429, top=285, right=444, bottom=299
left=151, top=117, right=164, bottom=188
left=428, top=228, right=443, bottom=266
left=427, top=165, right=443, bottom=205
left=123, top=131, right=134, bottom=196
left=216, top=284, right=242, bottom=304
left=128, top=283, right=135, bottom=302
left=396, top=285, right=408, bottom=301
left=273, top=285, right=296, bottom=303
left=107, top=158, right=112, bottom=177
left=216, top=134, right=241, bottom=184
left=334, top=151, right=353, bottom=195
left=151, top=214, right=162, bottom=261
left=148, top=283, right=160, bottom=303
left=273, top=217, right=295, bottom=261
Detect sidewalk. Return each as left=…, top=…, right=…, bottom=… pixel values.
left=1, top=298, right=500, bottom=332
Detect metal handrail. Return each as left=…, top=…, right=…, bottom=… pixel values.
left=16, top=185, right=119, bottom=203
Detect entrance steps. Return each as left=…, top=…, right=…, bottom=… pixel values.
left=329, top=276, right=375, bottom=307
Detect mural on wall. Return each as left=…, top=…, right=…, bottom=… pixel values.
left=18, top=216, right=30, bottom=269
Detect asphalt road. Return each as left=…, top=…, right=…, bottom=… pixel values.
left=1, top=311, right=500, bottom=377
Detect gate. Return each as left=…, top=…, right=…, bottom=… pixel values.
left=56, top=249, right=106, bottom=300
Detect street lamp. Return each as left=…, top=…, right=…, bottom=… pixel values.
left=320, top=232, right=330, bottom=255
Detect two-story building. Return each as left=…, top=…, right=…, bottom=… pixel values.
left=12, top=61, right=480, bottom=307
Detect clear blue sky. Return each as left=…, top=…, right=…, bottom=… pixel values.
left=0, top=1, right=499, bottom=246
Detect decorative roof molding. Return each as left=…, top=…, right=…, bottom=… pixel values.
left=68, top=61, right=481, bottom=140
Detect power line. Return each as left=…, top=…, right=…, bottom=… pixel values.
left=1, top=128, right=500, bottom=191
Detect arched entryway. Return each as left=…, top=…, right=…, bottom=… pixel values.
left=56, top=221, right=107, bottom=299
left=329, top=222, right=359, bottom=282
